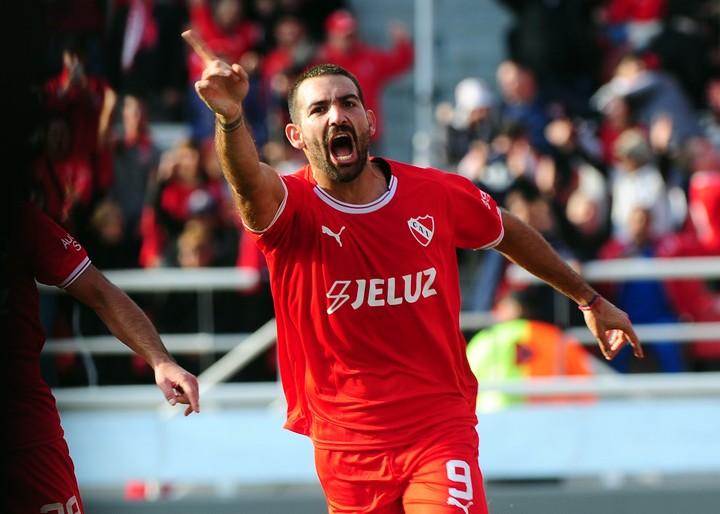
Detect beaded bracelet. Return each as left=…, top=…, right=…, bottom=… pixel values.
left=578, top=292, right=601, bottom=312
left=216, top=113, right=244, bottom=133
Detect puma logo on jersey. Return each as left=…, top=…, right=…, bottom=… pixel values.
left=326, top=267, right=438, bottom=314
left=408, top=215, right=434, bottom=247
left=322, top=225, right=346, bottom=247
left=447, top=497, right=473, bottom=514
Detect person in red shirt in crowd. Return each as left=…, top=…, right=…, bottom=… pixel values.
left=653, top=142, right=720, bottom=370
left=185, top=30, right=642, bottom=513
left=311, top=9, right=414, bottom=151
left=260, top=15, right=317, bottom=135
left=139, top=138, right=226, bottom=267
left=28, top=115, right=96, bottom=234
left=43, top=35, right=117, bottom=212
left=185, top=0, right=264, bottom=142
left=0, top=200, right=199, bottom=514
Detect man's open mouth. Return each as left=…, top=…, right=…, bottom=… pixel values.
left=329, top=132, right=357, bottom=165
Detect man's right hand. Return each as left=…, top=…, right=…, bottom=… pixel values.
left=182, top=29, right=248, bottom=123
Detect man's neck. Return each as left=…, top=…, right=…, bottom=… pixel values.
left=316, top=161, right=390, bottom=204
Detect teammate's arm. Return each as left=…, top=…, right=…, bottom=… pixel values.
left=65, top=265, right=200, bottom=415
left=182, top=29, right=285, bottom=231
left=494, top=208, right=643, bottom=361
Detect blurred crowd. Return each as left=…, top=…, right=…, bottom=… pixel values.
left=27, top=0, right=412, bottom=385
left=15, top=0, right=720, bottom=384
left=436, top=0, right=720, bottom=374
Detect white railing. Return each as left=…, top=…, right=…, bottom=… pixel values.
left=46, top=256, right=720, bottom=410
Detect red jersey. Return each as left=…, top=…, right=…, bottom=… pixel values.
left=1, top=203, right=91, bottom=452
left=44, top=71, right=115, bottom=193
left=248, top=158, right=503, bottom=450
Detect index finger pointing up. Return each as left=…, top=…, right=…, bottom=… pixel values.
left=182, top=29, right=217, bottom=64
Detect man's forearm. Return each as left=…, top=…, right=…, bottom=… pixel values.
left=215, top=111, right=260, bottom=197
left=214, top=112, right=286, bottom=231
left=68, top=267, right=174, bottom=368
left=495, top=210, right=597, bottom=306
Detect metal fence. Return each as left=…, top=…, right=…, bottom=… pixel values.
left=44, top=255, right=720, bottom=411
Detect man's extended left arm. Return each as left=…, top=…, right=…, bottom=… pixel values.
left=494, top=209, right=643, bottom=361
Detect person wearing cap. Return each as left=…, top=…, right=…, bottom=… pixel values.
left=184, top=28, right=643, bottom=514
left=609, top=127, right=674, bottom=240
left=311, top=9, right=414, bottom=149
left=436, top=77, right=500, bottom=170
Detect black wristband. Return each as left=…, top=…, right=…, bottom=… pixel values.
left=216, top=113, right=244, bottom=133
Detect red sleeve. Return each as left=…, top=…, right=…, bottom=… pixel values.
left=445, top=173, right=503, bottom=250
left=25, top=204, right=90, bottom=288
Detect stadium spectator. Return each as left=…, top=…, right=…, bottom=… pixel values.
left=27, top=114, right=95, bottom=235
left=310, top=8, right=414, bottom=150
left=495, top=59, right=558, bottom=155
left=138, top=138, right=224, bottom=267
left=83, top=198, right=141, bottom=271
left=43, top=34, right=117, bottom=212
left=105, top=0, right=190, bottom=121
left=656, top=166, right=720, bottom=371
left=595, top=94, right=647, bottom=167
left=433, top=77, right=500, bottom=171
left=185, top=0, right=264, bottom=142
left=274, top=0, right=351, bottom=44
left=591, top=52, right=704, bottom=148
left=260, top=15, right=317, bottom=137
left=597, top=206, right=688, bottom=372
left=467, top=287, right=597, bottom=412
left=608, top=128, right=675, bottom=239
left=107, top=93, right=161, bottom=265
left=460, top=120, right=539, bottom=206
left=542, top=116, right=606, bottom=202
left=562, top=170, right=613, bottom=262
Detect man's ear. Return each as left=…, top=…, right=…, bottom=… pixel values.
left=366, top=109, right=378, bottom=137
left=285, top=124, right=305, bottom=149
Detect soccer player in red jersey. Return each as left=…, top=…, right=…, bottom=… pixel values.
left=184, top=30, right=643, bottom=514
left=0, top=201, right=200, bottom=513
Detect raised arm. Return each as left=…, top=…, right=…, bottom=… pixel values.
left=182, top=29, right=284, bottom=231
left=65, top=265, right=200, bottom=415
left=494, top=209, right=643, bottom=361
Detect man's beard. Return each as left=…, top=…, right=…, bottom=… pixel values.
left=307, top=126, right=371, bottom=184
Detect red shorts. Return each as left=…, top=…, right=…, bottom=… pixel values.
left=0, top=438, right=85, bottom=514
left=314, top=424, right=488, bottom=514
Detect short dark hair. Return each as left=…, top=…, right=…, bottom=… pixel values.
left=287, top=64, right=365, bottom=124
